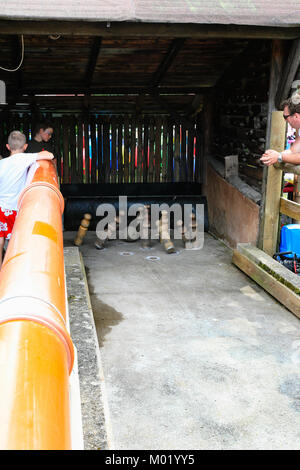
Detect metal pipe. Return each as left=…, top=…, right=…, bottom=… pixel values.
left=0, top=160, right=74, bottom=450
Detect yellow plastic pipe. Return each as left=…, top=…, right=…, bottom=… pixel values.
left=0, top=160, right=74, bottom=450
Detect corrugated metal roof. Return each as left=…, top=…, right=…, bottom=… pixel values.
left=1, top=0, right=300, bottom=27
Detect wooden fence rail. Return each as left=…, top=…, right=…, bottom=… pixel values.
left=0, top=114, right=203, bottom=184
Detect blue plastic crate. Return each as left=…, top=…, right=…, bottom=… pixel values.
left=279, top=224, right=300, bottom=258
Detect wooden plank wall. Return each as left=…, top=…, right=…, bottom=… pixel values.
left=0, top=114, right=202, bottom=184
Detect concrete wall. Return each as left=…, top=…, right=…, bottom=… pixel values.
left=203, top=162, right=260, bottom=248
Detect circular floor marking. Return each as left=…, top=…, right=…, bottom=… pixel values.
left=145, top=255, right=160, bottom=261
left=119, top=251, right=135, bottom=256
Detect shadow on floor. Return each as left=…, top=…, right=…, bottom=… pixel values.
left=85, top=266, right=124, bottom=347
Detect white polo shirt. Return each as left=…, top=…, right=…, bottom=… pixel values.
left=0, top=152, right=38, bottom=211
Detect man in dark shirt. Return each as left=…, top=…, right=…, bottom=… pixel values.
left=26, top=121, right=54, bottom=153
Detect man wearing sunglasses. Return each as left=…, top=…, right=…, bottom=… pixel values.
left=260, top=95, right=300, bottom=166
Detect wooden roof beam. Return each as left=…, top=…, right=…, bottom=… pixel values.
left=84, top=36, right=102, bottom=89
left=150, top=38, right=185, bottom=88
left=8, top=86, right=211, bottom=97
left=0, top=21, right=299, bottom=39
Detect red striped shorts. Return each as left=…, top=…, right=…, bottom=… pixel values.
left=0, top=207, right=17, bottom=240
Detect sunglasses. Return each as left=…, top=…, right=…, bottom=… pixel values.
left=283, top=113, right=295, bottom=120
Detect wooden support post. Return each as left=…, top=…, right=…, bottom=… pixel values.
left=261, top=111, right=286, bottom=256
left=258, top=39, right=284, bottom=250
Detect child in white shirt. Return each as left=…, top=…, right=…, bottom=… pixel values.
left=0, top=130, right=54, bottom=265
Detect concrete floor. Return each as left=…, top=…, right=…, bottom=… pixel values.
left=64, top=231, right=300, bottom=450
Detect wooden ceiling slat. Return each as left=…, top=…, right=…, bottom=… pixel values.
left=1, top=36, right=249, bottom=89
left=0, top=33, right=261, bottom=113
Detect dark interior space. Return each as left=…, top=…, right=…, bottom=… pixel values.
left=0, top=34, right=275, bottom=189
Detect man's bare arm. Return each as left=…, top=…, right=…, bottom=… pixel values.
left=260, top=136, right=300, bottom=166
